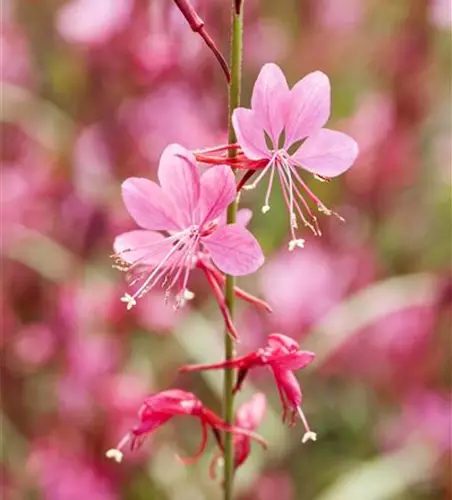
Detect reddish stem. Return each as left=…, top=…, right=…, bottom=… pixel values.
left=173, top=0, right=230, bottom=83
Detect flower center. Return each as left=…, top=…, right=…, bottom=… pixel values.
left=113, top=226, right=202, bottom=310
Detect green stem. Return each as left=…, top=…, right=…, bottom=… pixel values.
left=223, top=3, right=244, bottom=499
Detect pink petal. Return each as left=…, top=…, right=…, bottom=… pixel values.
left=202, top=224, right=264, bottom=276
left=157, top=144, right=200, bottom=227
left=251, top=63, right=290, bottom=146
left=293, top=128, right=359, bottom=177
left=113, top=230, right=169, bottom=264
left=236, top=393, right=267, bottom=429
left=273, top=369, right=302, bottom=408
left=269, top=351, right=315, bottom=371
left=198, top=165, right=236, bottom=224
left=284, top=71, right=331, bottom=147
left=219, top=208, right=252, bottom=227
left=121, top=177, right=178, bottom=231
left=236, top=208, right=253, bottom=227
left=232, top=108, right=271, bottom=160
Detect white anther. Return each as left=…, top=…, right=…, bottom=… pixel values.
left=120, top=293, right=136, bottom=310
left=317, top=204, right=332, bottom=216
left=182, top=289, right=195, bottom=301
left=288, top=239, right=305, bottom=251
left=261, top=204, right=270, bottom=214
left=302, top=431, right=317, bottom=443
left=106, top=449, right=124, bottom=463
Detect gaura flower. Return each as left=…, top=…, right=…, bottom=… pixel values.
left=105, top=389, right=267, bottom=464
left=113, top=143, right=264, bottom=337
left=210, top=392, right=267, bottom=479
left=232, top=63, right=359, bottom=248
left=180, top=334, right=317, bottom=442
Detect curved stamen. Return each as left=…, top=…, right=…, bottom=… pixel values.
left=296, top=406, right=317, bottom=443
left=242, top=153, right=277, bottom=191
left=262, top=161, right=276, bottom=213
left=105, top=433, right=132, bottom=463
left=124, top=232, right=193, bottom=307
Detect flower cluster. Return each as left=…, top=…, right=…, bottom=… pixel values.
left=107, top=62, right=357, bottom=473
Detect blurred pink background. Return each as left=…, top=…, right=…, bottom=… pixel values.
left=1, top=1, right=451, bottom=499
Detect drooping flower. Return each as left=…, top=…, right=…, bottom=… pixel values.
left=113, top=143, right=264, bottom=337
left=105, top=389, right=267, bottom=464
left=210, top=392, right=267, bottom=478
left=180, top=334, right=317, bottom=442
left=232, top=63, right=359, bottom=248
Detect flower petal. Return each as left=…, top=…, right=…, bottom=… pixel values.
left=273, top=368, right=302, bottom=408
left=293, top=128, right=359, bottom=177
left=121, top=177, right=179, bottom=230
left=202, top=224, right=264, bottom=276
left=198, top=165, right=236, bottom=224
left=236, top=208, right=253, bottom=227
left=268, top=351, right=315, bottom=371
left=219, top=208, right=252, bottom=227
left=232, top=108, right=270, bottom=160
left=284, top=71, right=331, bottom=147
left=157, top=143, right=200, bottom=227
left=113, top=230, right=169, bottom=264
left=251, top=63, right=290, bottom=146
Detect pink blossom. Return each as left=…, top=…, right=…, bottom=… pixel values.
left=210, top=392, right=267, bottom=478
left=105, top=389, right=267, bottom=464
left=181, top=334, right=317, bottom=442
left=324, top=306, right=435, bottom=389
left=13, top=323, right=55, bottom=367
left=56, top=0, right=133, bottom=46
left=430, top=0, right=452, bottom=29
left=259, top=244, right=350, bottom=334
left=28, top=441, right=116, bottom=500
left=380, top=391, right=452, bottom=455
left=232, top=63, right=358, bottom=247
left=113, top=144, right=264, bottom=321
left=244, top=472, right=294, bottom=500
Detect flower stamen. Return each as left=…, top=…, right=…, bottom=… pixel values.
left=297, top=406, right=317, bottom=443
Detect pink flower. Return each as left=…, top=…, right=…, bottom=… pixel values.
left=232, top=63, right=358, bottom=247
left=56, top=0, right=133, bottom=45
left=113, top=144, right=264, bottom=322
left=181, top=334, right=317, bottom=442
left=105, top=389, right=267, bottom=464
left=210, top=392, right=267, bottom=478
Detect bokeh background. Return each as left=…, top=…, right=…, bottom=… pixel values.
left=1, top=0, right=451, bottom=499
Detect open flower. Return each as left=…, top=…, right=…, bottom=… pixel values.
left=210, top=392, right=267, bottom=479
left=232, top=63, right=359, bottom=247
left=113, top=144, right=264, bottom=334
left=105, top=389, right=267, bottom=464
left=180, top=334, right=317, bottom=442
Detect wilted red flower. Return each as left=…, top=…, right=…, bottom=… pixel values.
left=210, top=392, right=267, bottom=479
left=181, top=334, right=317, bottom=442
left=105, top=389, right=267, bottom=464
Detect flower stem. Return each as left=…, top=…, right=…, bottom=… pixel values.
left=223, top=2, right=244, bottom=499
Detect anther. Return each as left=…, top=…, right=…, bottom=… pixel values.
left=261, top=204, right=270, bottom=214
left=182, top=289, right=195, bottom=301
left=106, top=448, right=124, bottom=463
left=288, top=239, right=305, bottom=251
left=120, top=293, right=136, bottom=310
left=302, top=431, right=317, bottom=443
left=297, top=406, right=316, bottom=443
